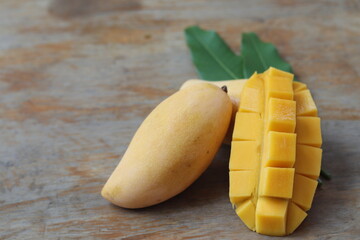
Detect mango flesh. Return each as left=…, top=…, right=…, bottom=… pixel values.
left=229, top=67, right=322, bottom=236
left=102, top=83, right=232, bottom=209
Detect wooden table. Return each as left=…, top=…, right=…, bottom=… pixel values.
left=1, top=0, right=359, bottom=239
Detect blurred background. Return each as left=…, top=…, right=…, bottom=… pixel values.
left=0, top=0, right=359, bottom=239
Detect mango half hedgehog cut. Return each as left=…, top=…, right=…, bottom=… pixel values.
left=229, top=67, right=322, bottom=236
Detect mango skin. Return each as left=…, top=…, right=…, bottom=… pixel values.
left=181, top=79, right=247, bottom=144
left=101, top=83, right=232, bottom=209
left=180, top=79, right=246, bottom=109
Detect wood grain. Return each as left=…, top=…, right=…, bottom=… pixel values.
left=0, top=0, right=359, bottom=239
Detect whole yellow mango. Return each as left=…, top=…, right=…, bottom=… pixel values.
left=101, top=83, right=232, bottom=208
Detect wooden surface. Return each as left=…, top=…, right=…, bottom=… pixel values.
left=1, top=0, right=359, bottom=239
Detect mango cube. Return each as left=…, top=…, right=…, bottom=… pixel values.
left=240, top=73, right=264, bottom=113
left=292, top=174, right=318, bottom=211
left=259, top=167, right=295, bottom=199
left=296, top=117, right=322, bottom=147
left=264, top=75, right=293, bottom=100
left=246, top=72, right=263, bottom=88
left=236, top=200, right=256, bottom=231
left=293, top=82, right=307, bottom=92
left=229, top=141, right=258, bottom=170
left=294, top=144, right=322, bottom=179
left=233, top=112, right=262, bottom=141
left=256, top=197, right=288, bottom=236
left=294, top=90, right=318, bottom=116
left=266, top=67, right=294, bottom=80
left=229, top=171, right=255, bottom=205
left=239, top=87, right=264, bottom=113
left=286, top=201, right=307, bottom=235
left=263, top=131, right=296, bottom=168
left=267, top=98, right=296, bottom=133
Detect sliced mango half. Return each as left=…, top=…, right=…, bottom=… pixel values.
left=229, top=67, right=322, bottom=236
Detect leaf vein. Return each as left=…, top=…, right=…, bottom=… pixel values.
left=192, top=30, right=239, bottom=79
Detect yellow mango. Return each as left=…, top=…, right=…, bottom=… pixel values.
left=256, top=197, right=288, bottom=236
left=240, top=87, right=264, bottom=113
left=236, top=200, right=256, bottom=231
left=292, top=174, right=318, bottom=211
left=294, top=90, right=318, bottom=116
left=263, top=131, right=296, bottom=168
left=229, top=141, right=258, bottom=170
left=259, top=167, right=294, bottom=199
left=264, top=75, right=293, bottom=100
left=232, top=112, right=262, bottom=141
left=230, top=171, right=256, bottom=205
left=286, top=201, right=307, bottom=234
left=180, top=79, right=246, bottom=109
left=102, top=83, right=232, bottom=208
left=229, top=67, right=322, bottom=236
left=293, top=81, right=307, bottom=92
left=266, top=98, right=296, bottom=133
left=265, top=67, right=294, bottom=79
left=180, top=79, right=247, bottom=145
left=296, top=116, right=322, bottom=147
left=239, top=73, right=264, bottom=114
left=295, top=144, right=322, bottom=179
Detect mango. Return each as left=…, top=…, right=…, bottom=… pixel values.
left=292, top=174, right=318, bottom=211
left=256, top=197, right=288, bottom=236
left=296, top=116, right=322, bottom=147
left=229, top=68, right=322, bottom=236
left=233, top=112, right=262, bottom=141
left=236, top=200, right=256, bottom=230
left=229, top=141, right=257, bottom=170
left=180, top=79, right=246, bottom=108
left=293, top=81, right=307, bottom=92
left=294, top=90, right=317, bottom=116
left=102, top=83, right=232, bottom=208
left=286, top=201, right=307, bottom=235
left=230, top=171, right=256, bottom=204
left=294, top=144, right=322, bottom=180
left=263, top=131, right=296, bottom=168
left=240, top=80, right=264, bottom=114
left=259, top=167, right=294, bottom=199
left=266, top=98, right=296, bottom=133
left=180, top=79, right=247, bottom=144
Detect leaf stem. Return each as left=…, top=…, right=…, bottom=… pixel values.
left=320, top=169, right=332, bottom=180
left=221, top=85, right=228, bottom=93
left=317, top=178, right=323, bottom=187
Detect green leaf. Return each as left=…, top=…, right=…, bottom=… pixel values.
left=241, top=32, right=294, bottom=78
left=184, top=26, right=244, bottom=80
